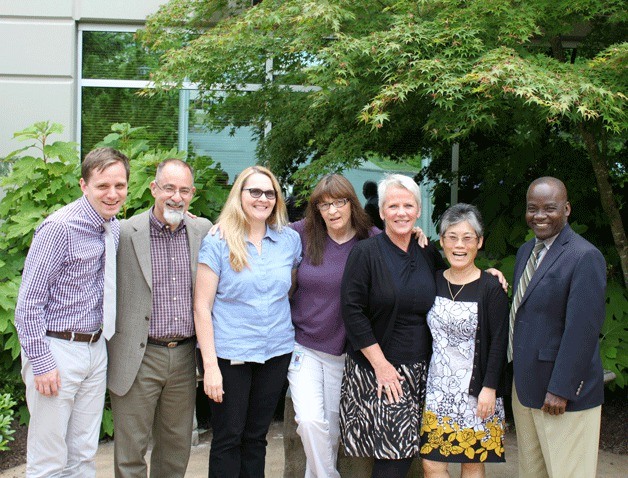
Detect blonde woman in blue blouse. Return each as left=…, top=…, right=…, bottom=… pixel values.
left=194, top=166, right=301, bottom=478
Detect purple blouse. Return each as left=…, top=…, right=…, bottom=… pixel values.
left=290, top=220, right=378, bottom=356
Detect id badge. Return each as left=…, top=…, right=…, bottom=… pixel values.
left=289, top=350, right=305, bottom=371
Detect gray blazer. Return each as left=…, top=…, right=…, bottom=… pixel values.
left=106, top=209, right=212, bottom=396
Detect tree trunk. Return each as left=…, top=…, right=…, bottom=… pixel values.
left=580, top=122, right=628, bottom=287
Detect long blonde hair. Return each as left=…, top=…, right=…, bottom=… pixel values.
left=218, top=166, right=288, bottom=271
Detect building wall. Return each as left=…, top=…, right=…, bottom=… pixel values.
left=0, top=0, right=165, bottom=157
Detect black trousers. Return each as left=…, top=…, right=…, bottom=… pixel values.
left=208, top=353, right=291, bottom=478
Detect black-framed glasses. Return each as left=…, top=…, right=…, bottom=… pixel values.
left=242, top=188, right=277, bottom=200
left=317, top=198, right=349, bottom=211
left=154, top=181, right=193, bottom=198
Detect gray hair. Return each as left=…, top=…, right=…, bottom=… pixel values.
left=156, top=158, right=194, bottom=179
left=439, top=203, right=484, bottom=237
left=378, top=174, right=421, bottom=210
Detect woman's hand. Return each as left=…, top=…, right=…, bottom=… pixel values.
left=476, top=387, right=496, bottom=420
left=373, top=360, right=405, bottom=404
left=361, top=343, right=405, bottom=403
left=412, top=226, right=428, bottom=248
left=203, top=363, right=224, bottom=403
left=486, top=268, right=508, bottom=292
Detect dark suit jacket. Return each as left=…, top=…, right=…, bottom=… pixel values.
left=512, top=224, right=606, bottom=411
left=106, top=209, right=212, bottom=396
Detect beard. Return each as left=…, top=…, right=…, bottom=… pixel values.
left=163, top=200, right=186, bottom=227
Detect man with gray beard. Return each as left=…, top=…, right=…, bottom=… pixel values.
left=106, top=159, right=212, bottom=478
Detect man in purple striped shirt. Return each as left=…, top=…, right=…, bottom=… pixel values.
left=107, top=159, right=212, bottom=478
left=15, top=147, right=130, bottom=478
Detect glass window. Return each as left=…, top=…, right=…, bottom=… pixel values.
left=82, top=31, right=159, bottom=81
left=81, top=86, right=179, bottom=156
left=79, top=29, right=259, bottom=175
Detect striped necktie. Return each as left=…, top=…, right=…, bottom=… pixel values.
left=507, top=241, right=545, bottom=362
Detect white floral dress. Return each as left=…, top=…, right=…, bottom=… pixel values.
left=419, top=276, right=505, bottom=463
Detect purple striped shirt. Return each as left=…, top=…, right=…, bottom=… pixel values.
left=148, top=211, right=194, bottom=339
left=15, top=196, right=119, bottom=375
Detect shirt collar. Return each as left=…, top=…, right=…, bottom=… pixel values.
left=535, top=232, right=560, bottom=250
left=79, top=195, right=111, bottom=230
left=246, top=225, right=280, bottom=245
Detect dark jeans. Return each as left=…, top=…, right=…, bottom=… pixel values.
left=208, top=353, right=291, bottom=478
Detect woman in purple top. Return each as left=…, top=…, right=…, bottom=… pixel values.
left=288, top=174, right=377, bottom=478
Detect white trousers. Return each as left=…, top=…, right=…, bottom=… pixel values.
left=21, top=337, right=107, bottom=478
left=287, top=343, right=344, bottom=478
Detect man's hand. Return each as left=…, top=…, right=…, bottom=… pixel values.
left=34, top=369, right=61, bottom=397
left=208, top=222, right=224, bottom=239
left=485, top=268, right=509, bottom=293
left=542, top=392, right=567, bottom=415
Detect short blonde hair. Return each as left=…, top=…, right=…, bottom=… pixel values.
left=378, top=174, right=421, bottom=210
left=218, top=166, right=288, bottom=271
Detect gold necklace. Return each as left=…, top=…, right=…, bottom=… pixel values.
left=446, top=279, right=465, bottom=301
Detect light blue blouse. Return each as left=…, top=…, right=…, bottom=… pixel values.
left=198, top=225, right=302, bottom=363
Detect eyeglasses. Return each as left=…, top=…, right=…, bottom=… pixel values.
left=317, top=198, right=349, bottom=211
left=242, top=188, right=277, bottom=200
left=154, top=181, right=193, bottom=198
left=442, top=234, right=478, bottom=245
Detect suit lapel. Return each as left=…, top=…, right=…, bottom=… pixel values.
left=186, top=219, right=203, bottom=289
left=519, top=225, right=571, bottom=307
left=131, top=215, right=152, bottom=290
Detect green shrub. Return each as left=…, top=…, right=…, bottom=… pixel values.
left=601, top=280, right=628, bottom=390
left=0, top=393, right=16, bottom=451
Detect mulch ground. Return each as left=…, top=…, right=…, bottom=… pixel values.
left=1, top=391, right=625, bottom=472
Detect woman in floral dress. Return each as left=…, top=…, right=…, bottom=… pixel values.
left=420, top=204, right=509, bottom=478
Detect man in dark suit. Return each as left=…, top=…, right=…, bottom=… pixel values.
left=107, top=159, right=212, bottom=478
left=509, top=177, right=606, bottom=478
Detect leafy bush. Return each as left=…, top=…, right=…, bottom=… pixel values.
left=601, top=280, right=628, bottom=390
left=0, top=393, right=16, bottom=451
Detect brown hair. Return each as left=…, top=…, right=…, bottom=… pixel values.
left=81, top=147, right=130, bottom=183
left=304, top=174, right=372, bottom=265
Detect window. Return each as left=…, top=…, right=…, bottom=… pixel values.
left=78, top=26, right=258, bottom=179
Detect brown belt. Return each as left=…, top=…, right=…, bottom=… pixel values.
left=147, top=336, right=195, bottom=348
left=46, top=330, right=102, bottom=343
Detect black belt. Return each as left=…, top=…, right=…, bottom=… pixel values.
left=46, top=330, right=102, bottom=343
left=147, top=336, right=195, bottom=348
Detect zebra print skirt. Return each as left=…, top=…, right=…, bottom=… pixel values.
left=339, top=354, right=428, bottom=460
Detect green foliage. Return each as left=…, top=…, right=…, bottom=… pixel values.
left=100, top=393, right=114, bottom=440
left=144, top=0, right=626, bottom=175
left=0, top=122, right=81, bottom=365
left=144, top=0, right=627, bottom=288
left=601, top=280, right=628, bottom=389
left=0, top=393, right=16, bottom=451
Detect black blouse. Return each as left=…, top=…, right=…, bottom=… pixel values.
left=341, top=233, right=447, bottom=368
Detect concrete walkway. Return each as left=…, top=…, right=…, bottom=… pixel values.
left=1, top=421, right=626, bottom=477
